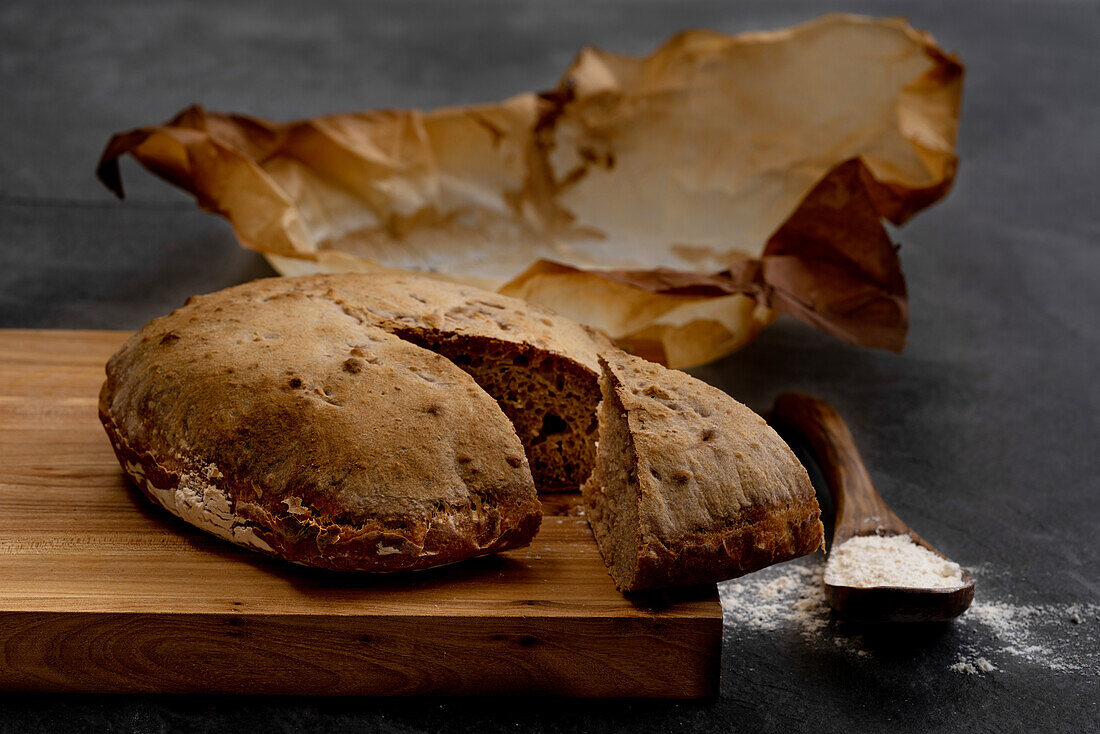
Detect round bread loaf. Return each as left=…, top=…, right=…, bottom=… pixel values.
left=99, top=284, right=542, bottom=571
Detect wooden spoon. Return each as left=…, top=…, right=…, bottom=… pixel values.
left=769, top=393, right=974, bottom=622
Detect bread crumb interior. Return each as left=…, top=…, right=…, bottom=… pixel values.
left=398, top=331, right=599, bottom=491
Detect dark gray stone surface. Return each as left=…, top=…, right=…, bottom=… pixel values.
left=1, top=1, right=1097, bottom=732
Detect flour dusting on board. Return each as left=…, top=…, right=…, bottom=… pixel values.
left=719, top=559, right=1098, bottom=676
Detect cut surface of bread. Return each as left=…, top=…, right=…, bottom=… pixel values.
left=583, top=372, right=642, bottom=590
left=100, top=285, right=542, bottom=572
left=215, top=274, right=610, bottom=491
left=397, top=333, right=600, bottom=490
left=582, top=351, right=824, bottom=591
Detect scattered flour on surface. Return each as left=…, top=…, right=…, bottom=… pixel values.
left=719, top=557, right=1098, bottom=677
left=824, top=534, right=964, bottom=589
left=954, top=591, right=1100, bottom=676
left=950, top=656, right=997, bottom=675
left=720, top=558, right=869, bottom=657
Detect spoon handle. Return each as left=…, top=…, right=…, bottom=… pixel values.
left=770, top=393, right=907, bottom=544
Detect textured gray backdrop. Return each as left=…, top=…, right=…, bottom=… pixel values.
left=1, top=1, right=1097, bottom=732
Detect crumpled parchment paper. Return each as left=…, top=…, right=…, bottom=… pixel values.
left=98, top=14, right=962, bottom=368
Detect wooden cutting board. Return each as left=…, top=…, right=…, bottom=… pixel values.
left=0, top=330, right=721, bottom=697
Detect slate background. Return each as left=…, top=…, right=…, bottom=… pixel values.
left=1, top=1, right=1097, bottom=732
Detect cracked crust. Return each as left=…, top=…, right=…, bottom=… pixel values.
left=99, top=287, right=542, bottom=572
left=582, top=351, right=824, bottom=591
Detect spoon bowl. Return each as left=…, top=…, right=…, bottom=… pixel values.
left=822, top=531, right=975, bottom=623
left=769, top=393, right=974, bottom=623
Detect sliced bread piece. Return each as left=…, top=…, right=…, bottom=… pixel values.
left=100, top=286, right=541, bottom=571
left=583, top=350, right=824, bottom=591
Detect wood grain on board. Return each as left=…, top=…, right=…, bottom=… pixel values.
left=0, top=330, right=722, bottom=697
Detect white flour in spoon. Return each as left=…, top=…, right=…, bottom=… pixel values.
left=823, top=534, right=965, bottom=589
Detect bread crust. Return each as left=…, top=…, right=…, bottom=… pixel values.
left=587, top=351, right=824, bottom=590
left=194, top=274, right=611, bottom=375
left=198, top=275, right=611, bottom=490
left=99, top=283, right=542, bottom=571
